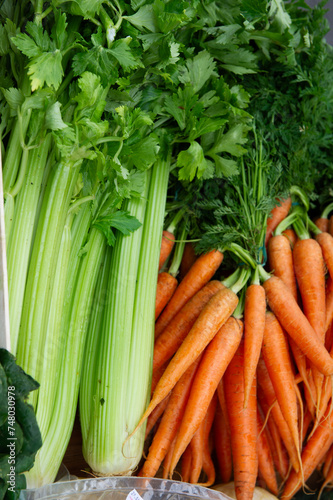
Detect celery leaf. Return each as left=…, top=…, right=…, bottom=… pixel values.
left=93, top=211, right=142, bottom=246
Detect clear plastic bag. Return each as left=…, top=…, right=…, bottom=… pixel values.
left=19, top=476, right=233, bottom=500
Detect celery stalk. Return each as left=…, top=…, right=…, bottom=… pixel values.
left=6, top=134, right=52, bottom=354
left=25, top=226, right=107, bottom=488
left=16, top=160, right=81, bottom=400
left=34, top=202, right=92, bottom=441
left=81, top=155, right=170, bottom=475
left=80, top=246, right=112, bottom=440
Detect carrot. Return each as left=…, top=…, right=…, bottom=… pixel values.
left=258, top=395, right=289, bottom=480
left=217, top=379, right=231, bottom=437
left=315, top=217, right=329, bottom=232
left=263, top=276, right=333, bottom=376
left=162, top=435, right=176, bottom=479
left=261, top=312, right=300, bottom=457
left=267, top=234, right=298, bottom=300
left=214, top=399, right=232, bottom=484
left=257, top=408, right=279, bottom=495
left=325, top=276, right=333, bottom=333
left=316, top=231, right=333, bottom=282
left=155, top=249, right=224, bottom=337
left=155, top=272, right=178, bottom=320
left=243, top=283, right=266, bottom=408
left=193, top=393, right=217, bottom=486
left=257, top=356, right=300, bottom=473
left=293, top=237, right=326, bottom=412
left=189, top=420, right=204, bottom=484
left=319, top=457, right=333, bottom=499
left=153, top=280, right=224, bottom=368
left=329, top=215, right=333, bottom=237
left=326, top=322, right=333, bottom=353
left=282, top=228, right=298, bottom=248
left=199, top=447, right=216, bottom=488
left=302, top=369, right=317, bottom=420
left=224, top=340, right=258, bottom=500
left=265, top=196, right=292, bottom=246
left=169, top=316, right=243, bottom=475
left=198, top=394, right=217, bottom=487
left=322, top=444, right=333, bottom=478
left=281, top=405, right=333, bottom=500
left=159, top=230, right=175, bottom=270
left=145, top=394, right=170, bottom=439
left=301, top=409, right=313, bottom=443
left=289, top=338, right=316, bottom=411
left=132, top=286, right=239, bottom=435
left=179, top=242, right=197, bottom=280
left=180, top=445, right=192, bottom=483
left=139, top=356, right=202, bottom=478
left=150, top=363, right=167, bottom=395
left=293, top=238, right=326, bottom=341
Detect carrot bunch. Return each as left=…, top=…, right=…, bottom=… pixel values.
left=132, top=189, right=333, bottom=500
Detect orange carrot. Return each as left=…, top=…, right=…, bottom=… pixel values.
left=153, top=280, right=224, bottom=367
left=302, top=369, right=317, bottom=420
left=293, top=237, right=326, bottom=412
left=261, top=312, right=300, bottom=456
left=169, top=316, right=243, bottom=475
left=257, top=408, right=279, bottom=495
left=323, top=445, right=333, bottom=478
left=258, top=395, right=289, bottom=480
left=214, top=399, right=232, bottom=484
left=293, top=238, right=326, bottom=341
left=301, top=409, right=313, bottom=443
left=315, top=217, right=329, bottom=233
left=282, top=228, right=298, bottom=248
left=155, top=249, right=224, bottom=337
left=268, top=234, right=298, bottom=300
left=257, top=356, right=300, bottom=473
left=281, top=405, right=333, bottom=500
left=159, top=230, right=175, bottom=270
left=155, top=272, right=178, bottom=320
left=140, top=356, right=202, bottom=478
left=289, top=338, right=315, bottom=409
left=150, top=363, right=167, bottom=395
left=263, top=276, right=333, bottom=376
left=180, top=242, right=197, bottom=280
left=198, top=395, right=217, bottom=487
left=132, top=286, right=239, bottom=435
left=325, top=276, right=333, bottom=334
left=189, top=423, right=204, bottom=484
left=181, top=445, right=192, bottom=483
left=316, top=231, right=333, bottom=282
left=319, top=457, right=333, bottom=499
left=162, top=435, right=176, bottom=479
left=243, top=284, right=266, bottom=408
left=145, top=395, right=170, bottom=439
left=329, top=215, right=333, bottom=236
left=224, top=340, right=258, bottom=500
left=326, top=322, right=333, bottom=353
left=265, top=197, right=292, bottom=246
left=216, top=379, right=231, bottom=437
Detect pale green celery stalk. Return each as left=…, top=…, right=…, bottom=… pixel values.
left=34, top=202, right=92, bottom=441
left=16, top=160, right=82, bottom=401
left=2, top=108, right=31, bottom=193
left=6, top=134, right=52, bottom=354
left=25, top=226, right=107, bottom=488
left=80, top=246, right=112, bottom=441
left=82, top=156, right=170, bottom=475
left=82, top=173, right=150, bottom=474
left=34, top=213, right=73, bottom=440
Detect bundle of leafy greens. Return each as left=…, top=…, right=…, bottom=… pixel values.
left=0, top=349, right=41, bottom=500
